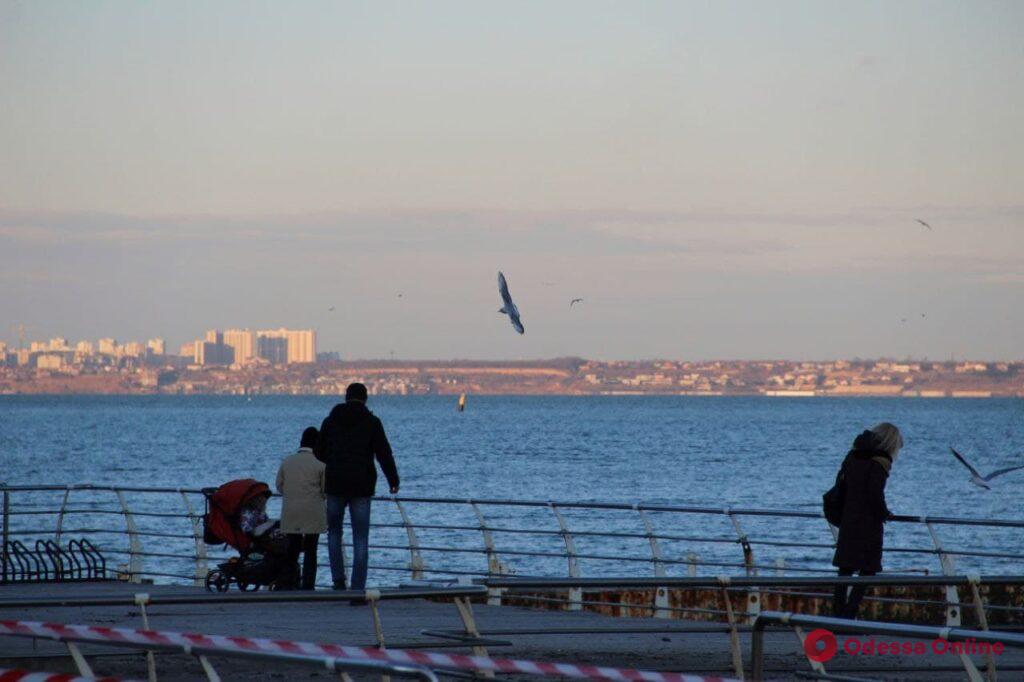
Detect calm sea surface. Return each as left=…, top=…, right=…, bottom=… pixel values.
left=1, top=395, right=1022, bottom=582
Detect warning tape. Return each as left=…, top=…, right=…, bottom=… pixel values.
left=0, top=621, right=735, bottom=682
left=0, top=668, right=126, bottom=682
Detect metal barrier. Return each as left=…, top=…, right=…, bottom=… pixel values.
left=476, top=574, right=1024, bottom=624
left=2, top=484, right=1022, bottom=589
left=0, top=620, right=439, bottom=682
left=0, top=585, right=488, bottom=610
left=472, top=575, right=1024, bottom=679
left=751, top=610, right=1024, bottom=681
left=0, top=586, right=497, bottom=661
left=0, top=620, right=731, bottom=682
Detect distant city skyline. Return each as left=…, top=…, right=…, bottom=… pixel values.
left=2, top=2, right=1021, bottom=360
left=0, top=323, right=1015, bottom=364
left=0, top=326, right=317, bottom=367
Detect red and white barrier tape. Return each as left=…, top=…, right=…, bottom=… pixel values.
left=0, top=621, right=734, bottom=682
left=0, top=668, right=125, bottom=682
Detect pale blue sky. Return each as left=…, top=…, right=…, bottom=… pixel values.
left=1, top=1, right=1022, bottom=359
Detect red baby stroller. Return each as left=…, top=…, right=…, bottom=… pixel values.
left=202, top=479, right=298, bottom=592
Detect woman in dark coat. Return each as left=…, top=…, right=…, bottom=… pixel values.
left=831, top=422, right=902, bottom=619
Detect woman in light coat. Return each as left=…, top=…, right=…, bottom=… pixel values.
left=276, top=427, right=327, bottom=590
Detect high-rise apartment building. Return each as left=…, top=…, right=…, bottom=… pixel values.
left=98, top=338, right=118, bottom=355
left=195, top=341, right=233, bottom=365
left=37, top=353, right=65, bottom=370
left=147, top=338, right=166, bottom=356
left=222, top=329, right=256, bottom=364
left=194, top=333, right=233, bottom=365
left=123, top=341, right=145, bottom=358
left=257, top=335, right=288, bottom=364
left=286, top=329, right=316, bottom=363
left=255, top=328, right=316, bottom=364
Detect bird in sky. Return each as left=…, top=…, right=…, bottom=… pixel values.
left=497, top=271, right=525, bottom=334
left=949, top=447, right=1024, bottom=490
left=397, top=293, right=403, bottom=298
left=900, top=317, right=907, bottom=323
left=916, top=218, right=933, bottom=230
left=921, top=313, right=927, bottom=319
left=328, top=306, right=335, bottom=312
left=570, top=298, right=584, bottom=307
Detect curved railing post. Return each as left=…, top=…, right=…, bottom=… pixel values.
left=636, top=506, right=669, bottom=618
left=636, top=507, right=666, bottom=577
left=724, top=508, right=760, bottom=624
left=470, top=501, right=507, bottom=606
left=685, top=551, right=699, bottom=576
left=723, top=508, right=755, bottom=575
left=54, top=488, right=71, bottom=546
left=180, top=490, right=207, bottom=586
left=925, top=518, right=962, bottom=626
left=116, top=490, right=143, bottom=583
left=393, top=499, right=424, bottom=580
left=549, top=503, right=581, bottom=610
left=966, top=575, right=998, bottom=682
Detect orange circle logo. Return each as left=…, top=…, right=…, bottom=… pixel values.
left=804, top=628, right=838, bottom=662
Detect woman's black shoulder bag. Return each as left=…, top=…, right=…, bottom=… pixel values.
left=822, top=465, right=846, bottom=527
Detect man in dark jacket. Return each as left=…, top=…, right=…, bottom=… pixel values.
left=315, top=383, right=399, bottom=594
left=832, top=423, right=902, bottom=619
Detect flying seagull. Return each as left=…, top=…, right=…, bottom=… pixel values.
left=328, top=306, right=335, bottom=312
left=497, top=271, right=525, bottom=334
left=916, top=218, right=932, bottom=230
left=570, top=298, right=584, bottom=307
left=950, top=447, right=1024, bottom=490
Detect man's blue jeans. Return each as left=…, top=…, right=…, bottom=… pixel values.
left=326, top=496, right=372, bottom=590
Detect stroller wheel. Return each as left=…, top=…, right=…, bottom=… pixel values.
left=205, top=570, right=230, bottom=593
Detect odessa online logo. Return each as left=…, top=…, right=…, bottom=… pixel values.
left=802, top=628, right=1005, bottom=663
left=804, top=629, right=838, bottom=662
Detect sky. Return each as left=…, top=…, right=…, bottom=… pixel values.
left=1, top=1, right=1022, bottom=360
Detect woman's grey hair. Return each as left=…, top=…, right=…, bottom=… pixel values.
left=871, top=422, right=904, bottom=460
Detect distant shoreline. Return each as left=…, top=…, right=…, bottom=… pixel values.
left=3, top=358, right=1021, bottom=398
left=1, top=391, right=1019, bottom=399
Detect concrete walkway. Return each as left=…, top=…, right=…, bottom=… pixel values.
left=1, top=582, right=1020, bottom=680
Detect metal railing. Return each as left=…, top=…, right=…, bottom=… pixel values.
left=751, top=610, right=1024, bottom=681
left=0, top=584, right=488, bottom=610
left=473, top=574, right=1024, bottom=627
left=464, top=573, right=1024, bottom=679
left=2, top=483, right=1023, bottom=591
